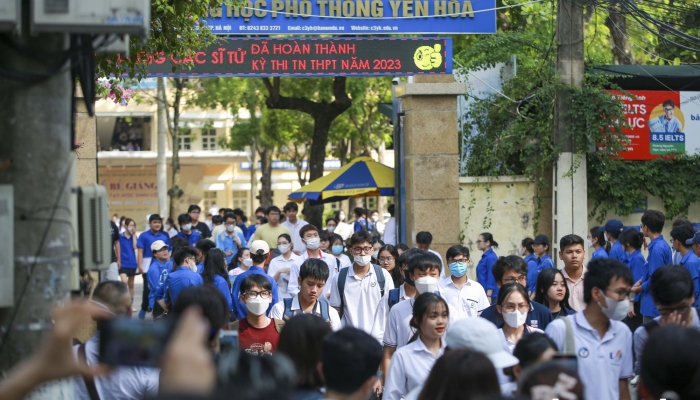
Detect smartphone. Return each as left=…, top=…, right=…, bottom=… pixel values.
left=220, top=330, right=239, bottom=353
left=98, top=317, right=175, bottom=368
left=553, top=354, right=578, bottom=372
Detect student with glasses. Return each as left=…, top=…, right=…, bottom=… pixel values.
left=496, top=283, right=543, bottom=354
left=438, top=244, right=489, bottom=320
left=545, top=258, right=634, bottom=400
left=235, top=274, right=283, bottom=355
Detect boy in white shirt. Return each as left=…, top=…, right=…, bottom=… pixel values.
left=438, top=244, right=490, bottom=319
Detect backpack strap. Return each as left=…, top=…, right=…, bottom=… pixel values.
left=273, top=318, right=285, bottom=334
left=335, top=257, right=341, bottom=273
left=559, top=316, right=576, bottom=355
left=283, top=298, right=294, bottom=321
left=318, top=298, right=331, bottom=322
left=337, top=267, right=350, bottom=317
left=388, top=288, right=401, bottom=310
left=373, top=264, right=385, bottom=297
left=78, top=344, right=101, bottom=400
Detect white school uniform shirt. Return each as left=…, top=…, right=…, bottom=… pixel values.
left=371, top=284, right=413, bottom=342
left=383, top=337, right=446, bottom=400
left=267, top=253, right=303, bottom=299
left=329, top=264, right=395, bottom=334
left=383, top=293, right=460, bottom=349
left=334, top=253, right=353, bottom=270
left=545, top=310, right=633, bottom=400
left=281, top=218, right=308, bottom=253
left=498, top=326, right=544, bottom=353
left=269, top=295, right=342, bottom=331
left=288, top=250, right=338, bottom=298
left=438, top=276, right=490, bottom=319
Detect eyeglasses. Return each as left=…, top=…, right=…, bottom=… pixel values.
left=658, top=304, right=691, bottom=316
left=664, top=107, right=674, bottom=112
left=503, top=276, right=527, bottom=285
left=352, top=246, right=374, bottom=254
left=243, top=290, right=272, bottom=300
left=379, top=257, right=394, bottom=263
left=502, top=304, right=530, bottom=313
left=448, top=258, right=468, bottom=264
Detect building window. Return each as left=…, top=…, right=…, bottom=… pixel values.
left=366, top=197, right=377, bottom=211
left=203, top=191, right=217, bottom=212
left=232, top=190, right=248, bottom=215
left=178, top=135, right=191, bottom=150
left=202, top=129, right=217, bottom=150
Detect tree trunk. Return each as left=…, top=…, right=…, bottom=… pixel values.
left=258, top=146, right=273, bottom=208
left=605, top=3, right=632, bottom=65
left=168, top=79, right=184, bottom=218
left=250, top=137, right=257, bottom=216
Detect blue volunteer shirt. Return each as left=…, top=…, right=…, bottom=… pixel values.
left=608, top=240, right=627, bottom=263
left=215, top=230, right=247, bottom=265
left=590, top=247, right=609, bottom=262
left=146, top=258, right=170, bottom=309
left=528, top=254, right=554, bottom=293
left=479, top=300, right=554, bottom=330
left=476, top=248, right=499, bottom=296
left=166, top=267, right=204, bottom=306
left=640, top=236, right=672, bottom=317
left=118, top=233, right=138, bottom=268
left=353, top=218, right=373, bottom=232
left=625, top=250, right=646, bottom=303
left=524, top=254, right=538, bottom=293
left=230, top=266, right=279, bottom=320
left=237, top=222, right=249, bottom=239
left=154, top=260, right=174, bottom=304
left=196, top=261, right=204, bottom=275
left=680, top=251, right=700, bottom=308
left=136, top=230, right=171, bottom=259
left=176, top=230, right=202, bottom=246
left=212, top=274, right=234, bottom=312
left=246, top=224, right=257, bottom=242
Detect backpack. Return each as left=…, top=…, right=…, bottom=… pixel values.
left=387, top=288, right=401, bottom=310
left=282, top=297, right=331, bottom=324
left=337, top=264, right=385, bottom=316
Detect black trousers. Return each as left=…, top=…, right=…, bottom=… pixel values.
left=141, top=279, right=150, bottom=311
left=624, top=301, right=643, bottom=333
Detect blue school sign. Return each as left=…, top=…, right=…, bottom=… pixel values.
left=202, top=0, right=496, bottom=35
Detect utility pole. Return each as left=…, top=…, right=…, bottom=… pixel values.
left=0, top=17, right=74, bottom=398
left=157, top=78, right=168, bottom=217
left=552, top=0, right=587, bottom=266
left=250, top=137, right=257, bottom=216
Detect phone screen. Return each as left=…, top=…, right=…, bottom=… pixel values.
left=98, top=317, right=174, bottom=368
left=552, top=354, right=578, bottom=372
left=220, top=330, right=239, bottom=353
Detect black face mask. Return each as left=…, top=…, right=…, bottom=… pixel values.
left=403, top=269, right=415, bottom=287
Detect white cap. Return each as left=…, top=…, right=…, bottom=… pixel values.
left=445, top=318, right=519, bottom=369
left=150, top=240, right=168, bottom=252
left=250, top=240, right=270, bottom=256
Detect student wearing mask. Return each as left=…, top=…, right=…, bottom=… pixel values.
left=251, top=206, right=291, bottom=250
left=671, top=224, right=700, bottom=307
left=632, top=210, right=672, bottom=323
left=588, top=226, right=608, bottom=261
left=235, top=274, right=283, bottom=355
left=632, top=265, right=700, bottom=374
left=288, top=224, right=338, bottom=299
left=439, top=244, right=489, bottom=319
left=164, top=217, right=178, bottom=238
left=187, top=205, right=211, bottom=239
left=383, top=204, right=397, bottom=246
left=325, top=218, right=337, bottom=235
left=194, top=239, right=216, bottom=274
left=210, top=215, right=224, bottom=238
left=201, top=248, right=234, bottom=313
left=229, top=247, right=251, bottom=284
left=495, top=283, right=544, bottom=354
left=136, top=214, right=171, bottom=320
left=176, top=213, right=201, bottom=246
left=480, top=256, right=553, bottom=330
left=559, top=234, right=587, bottom=312
left=267, top=233, right=302, bottom=299
left=383, top=293, right=449, bottom=400
left=353, top=207, right=371, bottom=232
left=156, top=247, right=203, bottom=311
left=545, top=258, right=634, bottom=400
left=145, top=240, right=170, bottom=318
left=416, top=231, right=446, bottom=278
left=282, top=202, right=309, bottom=256
left=534, top=268, right=575, bottom=320
left=329, top=233, right=352, bottom=270
left=333, top=210, right=353, bottom=240
left=230, top=240, right=279, bottom=320
left=330, top=230, right=394, bottom=332
left=215, top=213, right=246, bottom=266
left=619, top=228, right=645, bottom=331
left=528, top=234, right=554, bottom=297
left=118, top=218, right=138, bottom=302
left=476, top=232, right=500, bottom=302
left=370, top=210, right=385, bottom=237
left=604, top=219, right=626, bottom=262
left=270, top=258, right=342, bottom=331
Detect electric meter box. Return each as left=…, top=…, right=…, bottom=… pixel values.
left=32, top=0, right=150, bottom=36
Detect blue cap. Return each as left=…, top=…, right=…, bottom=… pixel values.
left=604, top=219, right=624, bottom=233
left=534, top=234, right=549, bottom=246
left=686, top=231, right=700, bottom=246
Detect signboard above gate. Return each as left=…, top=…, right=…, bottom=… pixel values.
left=144, top=37, right=452, bottom=77
left=202, top=0, right=496, bottom=35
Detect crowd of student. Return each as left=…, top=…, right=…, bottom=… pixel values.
left=2, top=207, right=700, bottom=400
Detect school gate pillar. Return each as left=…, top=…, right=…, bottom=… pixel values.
left=396, top=75, right=466, bottom=264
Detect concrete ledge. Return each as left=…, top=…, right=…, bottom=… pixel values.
left=460, top=175, right=534, bottom=184
left=395, top=82, right=467, bottom=98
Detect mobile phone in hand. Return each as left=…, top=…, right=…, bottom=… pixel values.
left=552, top=354, right=578, bottom=372
left=98, top=317, right=175, bottom=368
left=219, top=330, right=239, bottom=353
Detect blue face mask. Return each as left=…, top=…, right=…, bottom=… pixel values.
left=331, top=245, right=344, bottom=255
left=448, top=261, right=468, bottom=278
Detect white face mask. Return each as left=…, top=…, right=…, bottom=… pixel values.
left=278, top=244, right=290, bottom=254
left=354, top=254, right=372, bottom=267
left=226, top=225, right=236, bottom=233
left=245, top=296, right=269, bottom=316
left=414, top=276, right=439, bottom=295
left=129, top=226, right=135, bottom=233
left=326, top=226, right=336, bottom=233
left=165, top=224, right=171, bottom=231
left=371, top=215, right=379, bottom=222
left=518, top=248, right=524, bottom=256
left=604, top=233, right=610, bottom=242
left=503, top=309, right=528, bottom=328
left=189, top=262, right=198, bottom=273
left=372, top=251, right=379, bottom=259
left=338, top=214, right=345, bottom=221
left=242, top=258, right=253, bottom=268
left=182, top=223, right=192, bottom=231
left=305, top=238, right=321, bottom=250
left=598, top=291, right=630, bottom=321
left=587, top=239, right=595, bottom=248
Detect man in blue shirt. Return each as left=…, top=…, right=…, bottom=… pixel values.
left=176, top=213, right=201, bottom=246
left=215, top=213, right=247, bottom=266
left=479, top=255, right=553, bottom=330
left=605, top=219, right=627, bottom=263
left=157, top=247, right=203, bottom=311
left=352, top=207, right=372, bottom=232
left=136, top=214, right=171, bottom=319
left=672, top=225, right=700, bottom=307
left=146, top=240, right=170, bottom=318
left=633, top=210, right=673, bottom=323
left=230, top=240, right=279, bottom=320
left=528, top=234, right=554, bottom=296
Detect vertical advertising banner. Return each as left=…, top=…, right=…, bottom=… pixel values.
left=610, top=90, right=699, bottom=160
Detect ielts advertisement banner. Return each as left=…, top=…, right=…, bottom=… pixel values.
left=609, top=90, right=700, bottom=160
